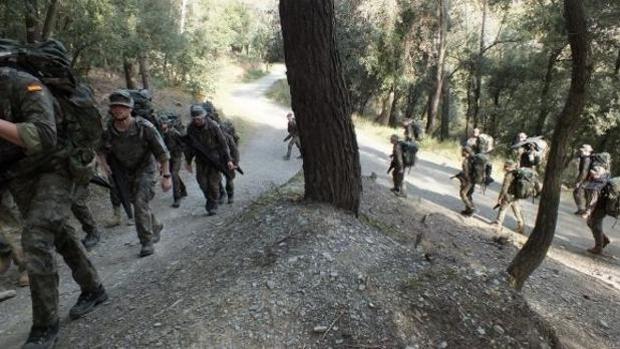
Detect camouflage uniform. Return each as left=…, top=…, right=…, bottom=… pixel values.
left=102, top=117, right=170, bottom=245
left=285, top=119, right=301, bottom=159
left=0, top=190, right=25, bottom=273
left=586, top=199, right=611, bottom=253
left=185, top=118, right=231, bottom=214
left=573, top=155, right=592, bottom=213
left=494, top=171, right=525, bottom=234
left=162, top=124, right=187, bottom=204
left=0, top=67, right=102, bottom=330
left=459, top=153, right=476, bottom=213
left=390, top=142, right=405, bottom=196
left=71, top=185, right=100, bottom=237
left=222, top=131, right=240, bottom=202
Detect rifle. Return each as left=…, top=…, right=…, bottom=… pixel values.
left=107, top=155, right=134, bottom=219
left=450, top=172, right=466, bottom=181
left=387, top=162, right=394, bottom=174
left=283, top=134, right=292, bottom=142
left=182, top=134, right=244, bottom=178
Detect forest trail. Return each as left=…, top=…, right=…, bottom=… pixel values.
left=0, top=67, right=618, bottom=348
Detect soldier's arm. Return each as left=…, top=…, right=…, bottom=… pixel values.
left=228, top=136, right=240, bottom=164
left=144, top=123, right=171, bottom=174
left=212, top=122, right=231, bottom=163
left=394, top=145, right=404, bottom=170
left=576, top=157, right=591, bottom=184
left=0, top=79, right=56, bottom=153
left=498, top=173, right=512, bottom=202
left=462, top=159, right=472, bottom=181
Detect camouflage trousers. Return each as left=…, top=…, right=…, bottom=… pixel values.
left=170, top=155, right=187, bottom=201
left=219, top=171, right=236, bottom=199
left=0, top=190, right=24, bottom=270
left=495, top=198, right=524, bottom=234
left=129, top=171, right=161, bottom=245
left=392, top=167, right=405, bottom=194
left=573, top=185, right=587, bottom=212
left=71, top=185, right=98, bottom=235
left=9, top=172, right=101, bottom=329
left=108, top=174, right=133, bottom=219
left=587, top=201, right=609, bottom=248
left=286, top=136, right=301, bottom=157
left=196, top=161, right=222, bottom=212
left=460, top=181, right=476, bottom=210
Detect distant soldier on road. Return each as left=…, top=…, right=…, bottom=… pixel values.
left=99, top=90, right=172, bottom=257
left=283, top=113, right=301, bottom=160
left=159, top=113, right=188, bottom=208
left=458, top=146, right=477, bottom=216
left=573, top=144, right=593, bottom=215
left=493, top=161, right=526, bottom=235
left=388, top=134, right=406, bottom=197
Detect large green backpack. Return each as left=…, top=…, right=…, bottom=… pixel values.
left=469, top=153, right=489, bottom=185
left=590, top=152, right=612, bottom=172
left=509, top=168, right=540, bottom=200
left=605, top=177, right=620, bottom=218
left=400, top=141, right=419, bottom=168
left=0, top=39, right=103, bottom=184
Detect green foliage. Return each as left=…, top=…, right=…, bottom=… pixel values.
left=266, top=79, right=291, bottom=107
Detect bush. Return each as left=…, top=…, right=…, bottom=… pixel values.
left=266, top=79, right=291, bottom=107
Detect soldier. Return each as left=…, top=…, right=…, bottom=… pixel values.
left=581, top=165, right=610, bottom=219
left=0, top=66, right=106, bottom=348
left=283, top=113, right=301, bottom=160
left=184, top=105, right=234, bottom=216
left=573, top=144, right=593, bottom=215
left=402, top=118, right=423, bottom=142
left=72, top=185, right=103, bottom=250
left=492, top=161, right=525, bottom=235
left=0, top=191, right=29, bottom=286
left=220, top=121, right=240, bottom=204
left=99, top=90, right=172, bottom=257
left=159, top=113, right=187, bottom=208
left=388, top=134, right=406, bottom=197
left=459, top=146, right=477, bottom=216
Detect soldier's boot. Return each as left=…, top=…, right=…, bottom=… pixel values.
left=284, top=149, right=291, bottom=160
left=126, top=217, right=135, bottom=226
left=172, top=198, right=182, bottom=208
left=516, top=223, right=525, bottom=235
left=69, top=285, right=108, bottom=320
left=139, top=242, right=155, bottom=257
left=152, top=223, right=163, bottom=244
left=228, top=195, right=234, bottom=204
left=603, top=235, right=610, bottom=248
left=18, top=270, right=30, bottom=287
left=81, top=230, right=101, bottom=251
left=22, top=321, right=59, bottom=349
left=105, top=206, right=122, bottom=228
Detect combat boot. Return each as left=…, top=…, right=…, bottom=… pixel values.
left=69, top=284, right=108, bottom=320
left=18, top=270, right=30, bottom=287
left=22, top=321, right=59, bottom=349
left=172, top=198, right=181, bottom=208
left=81, top=230, right=101, bottom=251
left=126, top=217, right=135, bottom=226
left=228, top=196, right=234, bottom=204
left=152, top=223, right=163, bottom=244
left=105, top=206, right=122, bottom=228
left=139, top=242, right=155, bottom=257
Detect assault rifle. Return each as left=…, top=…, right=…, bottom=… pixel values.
left=450, top=171, right=466, bottom=182
left=283, top=134, right=292, bottom=142
left=106, top=155, right=134, bottom=219
left=182, top=134, right=244, bottom=178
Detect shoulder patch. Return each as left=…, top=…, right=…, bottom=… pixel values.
left=27, top=83, right=43, bottom=93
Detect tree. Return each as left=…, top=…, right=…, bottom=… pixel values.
left=507, top=0, right=592, bottom=290
left=426, top=0, right=448, bottom=135
left=279, top=0, right=362, bottom=214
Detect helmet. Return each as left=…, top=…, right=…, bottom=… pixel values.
left=190, top=104, right=206, bottom=118
left=109, top=90, right=134, bottom=108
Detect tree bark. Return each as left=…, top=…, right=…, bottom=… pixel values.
left=507, top=0, right=591, bottom=290
left=279, top=0, right=362, bottom=214
left=25, top=0, right=41, bottom=43
left=426, top=0, right=448, bottom=135
left=465, top=68, right=474, bottom=137
left=388, top=86, right=402, bottom=128
left=472, top=0, right=487, bottom=128
left=440, top=77, right=451, bottom=141
left=534, top=45, right=566, bottom=135
left=138, top=52, right=151, bottom=90
left=375, top=86, right=394, bottom=126
left=614, top=47, right=620, bottom=77
left=41, top=0, right=59, bottom=40
left=123, top=57, right=137, bottom=90
left=404, top=82, right=422, bottom=121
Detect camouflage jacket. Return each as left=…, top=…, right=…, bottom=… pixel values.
left=576, top=156, right=592, bottom=185
left=101, top=117, right=170, bottom=173
left=162, top=128, right=185, bottom=159
left=498, top=171, right=516, bottom=202
left=224, top=131, right=240, bottom=165
left=392, top=142, right=404, bottom=170
left=184, top=118, right=231, bottom=166
left=287, top=120, right=298, bottom=137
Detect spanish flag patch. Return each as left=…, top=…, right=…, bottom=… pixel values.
left=27, top=83, right=43, bottom=92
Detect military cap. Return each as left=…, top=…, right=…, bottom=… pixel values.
left=109, top=90, right=134, bottom=108
left=190, top=105, right=207, bottom=118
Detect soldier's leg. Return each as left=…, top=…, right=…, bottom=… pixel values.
left=196, top=163, right=210, bottom=202
left=11, top=173, right=102, bottom=329
left=511, top=200, right=525, bottom=234
left=392, top=169, right=405, bottom=196
left=586, top=203, right=607, bottom=253
left=460, top=182, right=475, bottom=213
left=0, top=191, right=25, bottom=271
left=494, top=201, right=510, bottom=228
left=170, top=156, right=185, bottom=202
left=294, top=137, right=302, bottom=158
left=573, top=186, right=586, bottom=213
left=286, top=139, right=294, bottom=159
left=132, top=173, right=157, bottom=246
left=218, top=179, right=226, bottom=204
left=225, top=172, right=235, bottom=203
left=71, top=185, right=99, bottom=236
left=206, top=167, right=222, bottom=215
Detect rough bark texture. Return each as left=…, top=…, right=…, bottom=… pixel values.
left=25, top=0, right=41, bottom=43
left=534, top=45, right=565, bottom=135
left=279, top=0, right=362, bottom=214
left=375, top=87, right=394, bottom=126
left=139, top=52, right=151, bottom=90
left=440, top=77, right=451, bottom=141
left=41, top=0, right=59, bottom=41
left=471, top=0, right=487, bottom=128
left=123, top=57, right=137, bottom=90
left=426, top=0, right=448, bottom=135
left=507, top=0, right=591, bottom=290
left=404, top=83, right=422, bottom=121
left=388, top=87, right=401, bottom=128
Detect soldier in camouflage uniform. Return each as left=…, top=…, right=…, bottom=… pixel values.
left=388, top=134, right=406, bottom=197
left=0, top=190, right=29, bottom=286
left=72, top=185, right=103, bottom=250
left=573, top=144, right=593, bottom=215
left=492, top=160, right=525, bottom=235
left=159, top=113, right=187, bottom=208
left=284, top=113, right=301, bottom=160
left=459, top=146, right=476, bottom=216
left=99, top=90, right=172, bottom=257
left=221, top=123, right=240, bottom=204
left=185, top=105, right=233, bottom=216
left=0, top=66, right=106, bottom=349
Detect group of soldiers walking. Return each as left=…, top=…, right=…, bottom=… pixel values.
left=0, top=39, right=242, bottom=348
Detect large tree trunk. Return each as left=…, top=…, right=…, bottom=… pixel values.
left=404, top=82, right=422, bottom=121
left=388, top=86, right=402, bottom=128
left=123, top=57, right=137, bottom=90
left=138, top=52, right=151, bottom=90
left=507, top=0, right=591, bottom=290
left=25, top=0, right=41, bottom=43
left=41, top=0, right=59, bottom=40
left=465, top=68, right=474, bottom=137
left=614, top=47, right=620, bottom=77
left=426, top=0, right=448, bottom=135
left=279, top=0, right=362, bottom=214
left=472, top=0, right=487, bottom=128
left=440, top=77, right=451, bottom=141
left=534, top=45, right=566, bottom=135
left=375, top=86, right=394, bottom=125
left=180, top=0, right=189, bottom=33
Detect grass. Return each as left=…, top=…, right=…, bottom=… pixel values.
left=242, top=66, right=269, bottom=82
left=265, top=79, right=291, bottom=107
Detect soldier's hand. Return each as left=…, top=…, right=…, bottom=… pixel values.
left=227, top=161, right=235, bottom=171
left=161, top=176, right=172, bottom=192
left=185, top=162, right=193, bottom=173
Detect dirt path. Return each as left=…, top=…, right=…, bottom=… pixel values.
left=0, top=68, right=300, bottom=348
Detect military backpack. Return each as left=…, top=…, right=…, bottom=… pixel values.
left=590, top=152, right=612, bottom=172
left=400, top=141, right=419, bottom=168
left=469, top=153, right=489, bottom=185
left=476, top=134, right=494, bottom=154
left=0, top=39, right=103, bottom=184
left=509, top=168, right=540, bottom=200
left=604, top=177, right=620, bottom=218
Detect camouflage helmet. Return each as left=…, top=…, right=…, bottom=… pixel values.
left=190, top=104, right=207, bottom=118
left=109, top=90, right=134, bottom=109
